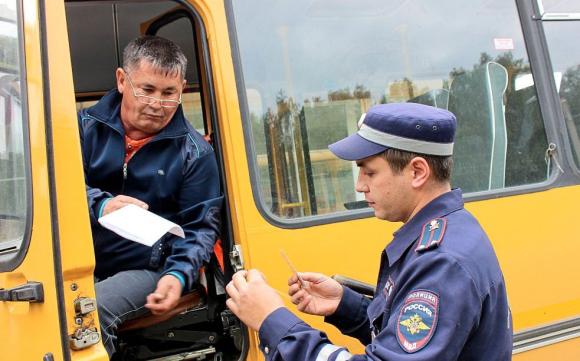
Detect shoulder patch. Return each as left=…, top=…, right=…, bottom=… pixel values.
left=415, top=218, right=446, bottom=252
left=396, top=290, right=439, bottom=353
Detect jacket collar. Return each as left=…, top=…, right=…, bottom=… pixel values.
left=86, top=89, right=190, bottom=139
left=385, top=188, right=464, bottom=267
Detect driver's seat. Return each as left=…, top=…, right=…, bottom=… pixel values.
left=113, top=240, right=243, bottom=361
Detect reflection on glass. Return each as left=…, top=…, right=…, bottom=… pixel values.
left=232, top=0, right=548, bottom=219
left=0, top=0, right=27, bottom=252
left=544, top=21, right=580, bottom=167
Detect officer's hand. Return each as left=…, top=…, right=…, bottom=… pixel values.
left=102, top=195, right=148, bottom=217
left=145, top=275, right=182, bottom=315
left=226, top=269, right=285, bottom=331
left=288, top=272, right=343, bottom=316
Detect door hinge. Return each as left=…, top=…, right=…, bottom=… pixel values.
left=229, top=245, right=245, bottom=272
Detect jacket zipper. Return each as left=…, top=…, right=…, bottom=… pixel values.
left=83, top=113, right=187, bottom=194
left=121, top=162, right=128, bottom=194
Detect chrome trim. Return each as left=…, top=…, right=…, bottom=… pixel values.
left=513, top=317, right=580, bottom=354
left=541, top=13, right=580, bottom=21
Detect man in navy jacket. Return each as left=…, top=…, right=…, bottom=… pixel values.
left=225, top=103, right=512, bottom=360
left=78, top=35, right=222, bottom=357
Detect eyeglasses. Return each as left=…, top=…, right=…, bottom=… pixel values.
left=124, top=70, right=182, bottom=108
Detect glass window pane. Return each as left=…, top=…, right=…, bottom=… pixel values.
left=543, top=21, right=580, bottom=167
left=232, top=0, right=549, bottom=220
left=0, top=0, right=28, bottom=259
left=182, top=92, right=204, bottom=133
left=540, top=0, right=580, bottom=13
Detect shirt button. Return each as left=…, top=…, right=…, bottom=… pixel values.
left=264, top=346, right=270, bottom=354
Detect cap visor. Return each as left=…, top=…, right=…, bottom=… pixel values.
left=328, top=134, right=387, bottom=161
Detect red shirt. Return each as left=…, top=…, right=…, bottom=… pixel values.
left=124, top=135, right=153, bottom=163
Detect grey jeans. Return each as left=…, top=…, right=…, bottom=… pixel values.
left=95, top=269, right=162, bottom=357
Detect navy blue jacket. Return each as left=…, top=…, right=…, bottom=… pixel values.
left=259, top=189, right=512, bottom=360
left=78, top=89, right=223, bottom=291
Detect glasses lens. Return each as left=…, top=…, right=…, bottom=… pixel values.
left=160, top=100, right=180, bottom=108
left=136, top=95, right=156, bottom=105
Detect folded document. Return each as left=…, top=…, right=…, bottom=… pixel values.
left=98, top=204, right=185, bottom=247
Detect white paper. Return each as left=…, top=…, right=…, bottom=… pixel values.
left=98, top=204, right=185, bottom=247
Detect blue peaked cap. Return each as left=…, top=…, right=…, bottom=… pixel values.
left=328, top=103, right=457, bottom=161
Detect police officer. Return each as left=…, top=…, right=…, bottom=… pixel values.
left=225, top=103, right=513, bottom=360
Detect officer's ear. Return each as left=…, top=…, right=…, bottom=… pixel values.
left=408, top=157, right=430, bottom=189
left=116, top=68, right=126, bottom=94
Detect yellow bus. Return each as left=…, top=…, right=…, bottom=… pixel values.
left=1, top=0, right=579, bottom=360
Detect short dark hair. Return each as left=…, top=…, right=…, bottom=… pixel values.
left=380, top=148, right=453, bottom=182
left=123, top=35, right=187, bottom=79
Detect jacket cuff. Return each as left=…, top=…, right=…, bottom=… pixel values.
left=258, top=307, right=302, bottom=354
left=165, top=271, right=186, bottom=290
left=87, top=187, right=113, bottom=223
left=98, top=198, right=112, bottom=219
left=325, top=286, right=366, bottom=328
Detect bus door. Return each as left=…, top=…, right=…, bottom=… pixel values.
left=0, top=1, right=104, bottom=360
left=65, top=1, right=247, bottom=360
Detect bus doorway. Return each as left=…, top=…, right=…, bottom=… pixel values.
left=65, top=1, right=244, bottom=360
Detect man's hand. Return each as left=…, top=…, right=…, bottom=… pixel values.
left=102, top=195, right=148, bottom=216
left=226, top=269, right=285, bottom=331
left=288, top=272, right=343, bottom=316
left=145, top=274, right=182, bottom=315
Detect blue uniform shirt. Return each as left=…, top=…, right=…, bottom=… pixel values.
left=258, top=189, right=512, bottom=360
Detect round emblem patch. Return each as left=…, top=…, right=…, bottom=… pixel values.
left=396, top=290, right=439, bottom=353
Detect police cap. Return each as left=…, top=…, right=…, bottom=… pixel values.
left=328, top=103, right=456, bottom=161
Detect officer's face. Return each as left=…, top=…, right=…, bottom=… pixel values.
left=117, top=61, right=185, bottom=139
left=355, top=155, right=414, bottom=222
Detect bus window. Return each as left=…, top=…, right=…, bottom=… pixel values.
left=231, top=0, right=549, bottom=221
left=0, top=0, right=29, bottom=268
left=67, top=1, right=206, bottom=134
left=540, top=0, right=580, bottom=12
left=540, top=5, right=580, bottom=167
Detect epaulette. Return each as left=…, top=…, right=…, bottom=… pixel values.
left=415, top=218, right=447, bottom=252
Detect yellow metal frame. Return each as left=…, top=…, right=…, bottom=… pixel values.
left=0, top=1, right=106, bottom=360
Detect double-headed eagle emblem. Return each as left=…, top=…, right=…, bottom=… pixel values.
left=400, top=314, right=431, bottom=335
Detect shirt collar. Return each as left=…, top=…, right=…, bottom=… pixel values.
left=385, top=188, right=464, bottom=267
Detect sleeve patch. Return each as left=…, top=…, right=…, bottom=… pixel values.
left=396, top=290, right=439, bottom=353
